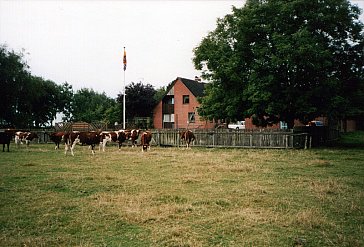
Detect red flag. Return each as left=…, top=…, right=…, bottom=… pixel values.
left=123, top=47, right=127, bottom=71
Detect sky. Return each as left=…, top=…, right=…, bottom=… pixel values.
left=0, top=0, right=246, bottom=98
left=1, top=0, right=364, bottom=99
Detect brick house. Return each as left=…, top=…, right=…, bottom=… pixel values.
left=153, top=77, right=357, bottom=131
left=153, top=77, right=215, bottom=129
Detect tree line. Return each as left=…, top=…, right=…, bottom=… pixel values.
left=0, top=45, right=165, bottom=129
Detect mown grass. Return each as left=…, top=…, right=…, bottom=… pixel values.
left=0, top=134, right=363, bottom=247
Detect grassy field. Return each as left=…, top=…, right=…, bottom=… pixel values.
left=1, top=133, right=363, bottom=247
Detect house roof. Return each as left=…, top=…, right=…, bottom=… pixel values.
left=177, top=77, right=206, bottom=97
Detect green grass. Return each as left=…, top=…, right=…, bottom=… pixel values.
left=0, top=136, right=363, bottom=246
left=337, top=130, right=364, bottom=147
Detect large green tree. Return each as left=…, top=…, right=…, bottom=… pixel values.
left=0, top=45, right=30, bottom=127
left=193, top=0, right=364, bottom=128
left=0, top=45, right=67, bottom=128
left=57, top=82, right=74, bottom=122
left=72, top=88, right=117, bottom=123
left=27, top=76, right=61, bottom=127
left=117, top=82, right=157, bottom=120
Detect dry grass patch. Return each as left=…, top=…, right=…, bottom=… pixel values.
left=293, top=208, right=328, bottom=229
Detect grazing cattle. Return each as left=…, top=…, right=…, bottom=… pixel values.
left=0, top=132, right=12, bottom=152
left=125, top=129, right=140, bottom=147
left=180, top=130, right=195, bottom=149
left=48, top=131, right=65, bottom=150
left=99, top=130, right=127, bottom=151
left=140, top=131, right=152, bottom=152
left=75, top=131, right=101, bottom=155
left=63, top=131, right=80, bottom=156
left=15, top=131, right=39, bottom=146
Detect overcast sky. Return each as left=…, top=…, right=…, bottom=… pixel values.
left=1, top=0, right=363, bottom=99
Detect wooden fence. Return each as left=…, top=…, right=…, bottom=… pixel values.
left=152, top=129, right=311, bottom=149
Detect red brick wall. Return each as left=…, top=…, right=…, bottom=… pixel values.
left=153, top=101, right=163, bottom=129
left=174, top=79, right=213, bottom=129
left=153, top=78, right=215, bottom=129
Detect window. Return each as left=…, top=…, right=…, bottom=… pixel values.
left=188, top=112, right=195, bottom=123
left=280, top=121, right=288, bottom=129
left=163, top=114, right=174, bottom=122
left=183, top=95, right=189, bottom=104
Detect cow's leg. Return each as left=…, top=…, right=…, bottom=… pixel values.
left=70, top=136, right=80, bottom=156
left=15, top=137, right=20, bottom=147
left=70, top=141, right=77, bottom=156
left=102, top=138, right=108, bottom=152
left=70, top=143, right=76, bottom=156
left=64, top=144, right=69, bottom=155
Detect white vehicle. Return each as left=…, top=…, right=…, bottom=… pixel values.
left=228, top=121, right=246, bottom=130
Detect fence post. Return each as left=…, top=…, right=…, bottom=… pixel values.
left=304, top=135, right=308, bottom=149
left=212, top=131, right=215, bottom=147
left=309, top=135, right=312, bottom=149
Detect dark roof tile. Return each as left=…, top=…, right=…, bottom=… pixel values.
left=178, top=77, right=206, bottom=97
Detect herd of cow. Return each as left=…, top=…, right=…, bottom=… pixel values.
left=0, top=129, right=196, bottom=154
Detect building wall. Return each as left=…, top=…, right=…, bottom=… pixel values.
left=153, top=78, right=215, bottom=129
left=173, top=79, right=213, bottom=129
left=244, top=118, right=280, bottom=129
left=153, top=101, right=163, bottom=129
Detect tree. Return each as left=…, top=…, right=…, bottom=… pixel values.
left=0, top=45, right=30, bottom=127
left=72, top=88, right=117, bottom=123
left=193, top=0, right=364, bottom=128
left=57, top=82, right=74, bottom=122
left=27, top=76, right=61, bottom=127
left=117, top=82, right=157, bottom=120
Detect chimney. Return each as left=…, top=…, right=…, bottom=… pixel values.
left=195, top=76, right=201, bottom=82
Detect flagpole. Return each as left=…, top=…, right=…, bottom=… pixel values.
left=123, top=68, right=126, bottom=129
left=123, top=47, right=127, bottom=130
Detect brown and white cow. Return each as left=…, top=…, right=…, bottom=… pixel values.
left=76, top=131, right=101, bottom=155
left=15, top=131, right=39, bottom=146
left=180, top=130, right=195, bottom=149
left=48, top=131, right=65, bottom=150
left=125, top=129, right=140, bottom=147
left=140, top=131, right=152, bottom=152
left=63, top=131, right=80, bottom=156
left=99, top=130, right=127, bottom=151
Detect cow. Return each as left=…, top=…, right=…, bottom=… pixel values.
left=180, top=130, right=195, bottom=149
left=0, top=132, right=12, bottom=152
left=74, top=131, right=101, bottom=155
left=15, top=131, right=39, bottom=146
left=48, top=131, right=65, bottom=150
left=99, top=130, right=127, bottom=152
left=140, top=131, right=152, bottom=152
left=125, top=129, right=140, bottom=147
left=63, top=131, right=80, bottom=156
